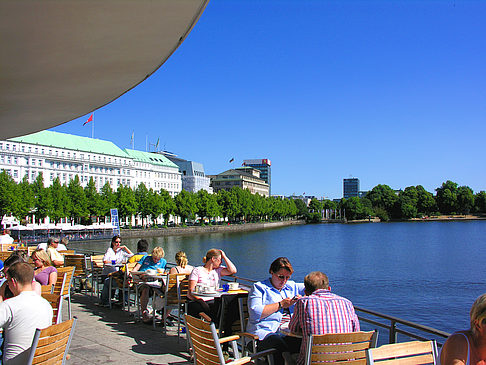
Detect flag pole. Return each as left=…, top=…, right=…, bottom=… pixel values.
left=91, top=113, right=94, bottom=138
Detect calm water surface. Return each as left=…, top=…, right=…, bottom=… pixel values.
left=70, top=220, right=486, bottom=334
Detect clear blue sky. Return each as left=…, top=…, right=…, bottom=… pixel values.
left=52, top=0, right=486, bottom=199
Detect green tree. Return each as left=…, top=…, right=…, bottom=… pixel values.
left=415, top=185, right=436, bottom=215
left=49, top=178, right=69, bottom=223
left=395, top=194, right=418, bottom=219
left=174, top=190, right=197, bottom=225
left=146, top=189, right=164, bottom=226
left=436, top=180, right=458, bottom=214
left=366, top=184, right=398, bottom=217
left=456, top=185, right=475, bottom=214
left=217, top=189, right=239, bottom=222
left=342, top=197, right=374, bottom=220
left=17, top=176, right=34, bottom=221
left=475, top=191, right=486, bottom=213
left=0, top=170, right=18, bottom=220
left=85, top=178, right=104, bottom=221
left=66, top=175, right=89, bottom=223
left=159, top=189, right=176, bottom=225
left=196, top=190, right=220, bottom=224
left=100, top=182, right=116, bottom=220
left=293, top=199, right=308, bottom=218
left=135, top=183, right=150, bottom=225
left=116, top=185, right=137, bottom=225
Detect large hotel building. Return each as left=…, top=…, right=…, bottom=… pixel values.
left=0, top=130, right=183, bottom=197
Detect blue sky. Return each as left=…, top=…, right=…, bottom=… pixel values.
left=52, top=0, right=486, bottom=199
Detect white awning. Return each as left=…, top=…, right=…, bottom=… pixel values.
left=0, top=0, right=209, bottom=139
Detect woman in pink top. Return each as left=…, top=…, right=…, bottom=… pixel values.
left=187, top=249, right=237, bottom=326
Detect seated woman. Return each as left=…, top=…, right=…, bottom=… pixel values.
left=247, top=257, right=305, bottom=365
left=187, top=249, right=237, bottom=335
left=169, top=251, right=194, bottom=275
left=441, top=293, right=486, bottom=365
left=32, top=249, right=57, bottom=286
left=100, top=235, right=133, bottom=306
left=0, top=253, right=41, bottom=303
left=133, top=247, right=167, bottom=323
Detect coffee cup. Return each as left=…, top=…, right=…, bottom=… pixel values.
left=228, top=282, right=239, bottom=291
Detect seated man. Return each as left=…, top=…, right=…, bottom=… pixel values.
left=288, top=271, right=360, bottom=365
left=133, top=247, right=167, bottom=323
left=46, top=237, right=64, bottom=267
left=0, top=262, right=53, bottom=364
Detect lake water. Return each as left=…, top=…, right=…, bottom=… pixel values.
left=70, top=220, right=486, bottom=334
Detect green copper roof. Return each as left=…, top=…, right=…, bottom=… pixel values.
left=123, top=149, right=178, bottom=168
left=9, top=130, right=129, bottom=157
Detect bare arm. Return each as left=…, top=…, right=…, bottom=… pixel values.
left=187, top=279, right=198, bottom=301
left=441, top=333, right=469, bottom=365
left=121, top=246, right=133, bottom=255
left=48, top=270, right=57, bottom=286
left=260, top=297, right=299, bottom=320
left=219, top=250, right=237, bottom=276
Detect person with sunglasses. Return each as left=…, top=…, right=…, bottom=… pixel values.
left=247, top=257, right=305, bottom=365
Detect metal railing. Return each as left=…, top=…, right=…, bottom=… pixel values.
left=66, top=253, right=452, bottom=347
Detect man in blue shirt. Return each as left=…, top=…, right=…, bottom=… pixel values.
left=133, top=247, right=167, bottom=323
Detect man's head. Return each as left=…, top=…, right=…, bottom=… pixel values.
left=304, top=271, right=330, bottom=296
left=6, top=262, right=34, bottom=295
left=47, top=237, right=59, bottom=248
left=60, top=237, right=69, bottom=247
left=151, top=247, right=165, bottom=263
left=137, top=239, right=149, bottom=253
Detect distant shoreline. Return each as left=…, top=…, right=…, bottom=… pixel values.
left=120, top=219, right=305, bottom=238
left=346, top=214, right=486, bottom=224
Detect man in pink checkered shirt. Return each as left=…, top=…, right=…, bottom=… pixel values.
left=288, top=271, right=360, bottom=365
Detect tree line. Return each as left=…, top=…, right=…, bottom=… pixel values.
left=0, top=171, right=304, bottom=226
left=306, top=181, right=486, bottom=222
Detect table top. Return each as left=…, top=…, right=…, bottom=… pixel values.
left=279, top=323, right=303, bottom=338
left=193, top=288, right=249, bottom=298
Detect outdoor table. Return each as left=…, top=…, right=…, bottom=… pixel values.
left=279, top=322, right=303, bottom=338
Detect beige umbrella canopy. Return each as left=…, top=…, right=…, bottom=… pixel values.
left=0, top=0, right=209, bottom=139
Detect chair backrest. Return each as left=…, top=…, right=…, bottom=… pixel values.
left=56, top=266, right=75, bottom=296
left=58, top=250, right=76, bottom=256
left=0, top=243, right=18, bottom=252
left=27, top=317, right=77, bottom=365
left=41, top=293, right=63, bottom=324
left=184, top=314, right=226, bottom=365
left=49, top=272, right=67, bottom=296
left=90, top=255, right=104, bottom=273
left=0, top=251, right=14, bottom=261
left=41, top=285, right=54, bottom=295
left=164, top=274, right=188, bottom=306
left=63, top=255, right=87, bottom=277
left=305, top=331, right=378, bottom=365
left=234, top=296, right=249, bottom=334
left=366, top=340, right=438, bottom=365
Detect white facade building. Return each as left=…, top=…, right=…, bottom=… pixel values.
left=1, top=131, right=182, bottom=197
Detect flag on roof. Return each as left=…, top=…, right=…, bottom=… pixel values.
left=83, top=114, right=93, bottom=126
left=229, top=158, right=234, bottom=163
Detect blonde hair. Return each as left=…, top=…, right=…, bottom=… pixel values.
left=470, top=294, right=486, bottom=336
left=203, top=249, right=220, bottom=264
left=175, top=251, right=188, bottom=268
left=32, top=249, right=52, bottom=267
left=152, top=247, right=165, bottom=260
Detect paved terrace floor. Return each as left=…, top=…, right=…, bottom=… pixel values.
left=66, top=293, right=192, bottom=365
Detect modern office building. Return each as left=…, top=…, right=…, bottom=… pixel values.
left=1, top=130, right=182, bottom=197
left=343, top=178, right=360, bottom=199
left=242, top=159, right=271, bottom=194
left=209, top=167, right=269, bottom=197
left=159, top=151, right=212, bottom=193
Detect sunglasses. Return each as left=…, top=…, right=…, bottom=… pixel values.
left=277, top=275, right=291, bottom=280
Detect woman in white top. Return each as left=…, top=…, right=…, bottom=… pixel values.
left=441, top=293, right=486, bottom=365
left=187, top=249, right=237, bottom=334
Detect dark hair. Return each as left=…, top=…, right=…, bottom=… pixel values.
left=269, top=257, right=294, bottom=275
left=137, top=239, right=149, bottom=253
left=47, top=237, right=60, bottom=246
left=7, top=262, right=34, bottom=286
left=111, top=235, right=122, bottom=249
left=4, top=252, right=26, bottom=268
left=304, top=271, right=329, bottom=295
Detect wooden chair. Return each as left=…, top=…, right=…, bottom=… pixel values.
left=184, top=314, right=273, bottom=365
left=89, top=254, right=104, bottom=297
left=58, top=250, right=76, bottom=255
left=41, top=293, right=63, bottom=324
left=26, top=317, right=77, bottom=365
left=304, top=331, right=378, bottom=365
left=121, top=261, right=138, bottom=312
left=161, top=274, right=189, bottom=338
left=0, top=243, right=18, bottom=252
left=64, top=254, right=90, bottom=295
left=366, top=340, right=438, bottom=365
left=57, top=266, right=75, bottom=319
left=0, top=251, right=14, bottom=261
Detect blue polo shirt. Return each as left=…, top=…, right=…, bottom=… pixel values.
left=138, top=256, right=167, bottom=272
